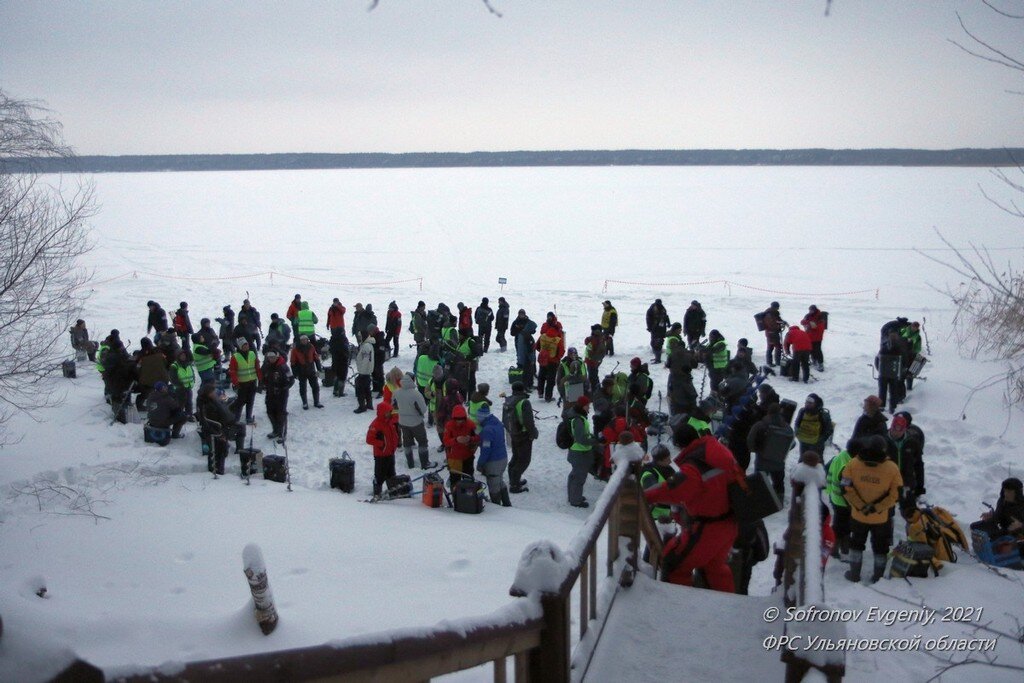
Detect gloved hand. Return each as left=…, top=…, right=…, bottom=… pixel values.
left=862, top=504, right=877, bottom=515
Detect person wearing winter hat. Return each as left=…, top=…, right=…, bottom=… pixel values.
left=505, top=381, right=538, bottom=493
left=384, top=301, right=402, bottom=358
left=646, top=299, right=671, bottom=364
left=601, top=300, right=618, bottom=356
left=144, top=379, right=187, bottom=443
left=583, top=324, right=608, bottom=395
left=842, top=434, right=902, bottom=583
left=801, top=304, right=828, bottom=372
left=884, top=413, right=925, bottom=502
left=971, top=477, right=1024, bottom=541
left=261, top=348, right=293, bottom=442
left=393, top=372, right=435, bottom=469
left=327, top=297, right=347, bottom=333
left=146, top=300, right=169, bottom=343
left=216, top=305, right=236, bottom=355
left=566, top=395, right=599, bottom=508
left=290, top=334, right=323, bottom=410
left=366, top=402, right=399, bottom=497
left=556, top=348, right=587, bottom=409
left=173, top=301, right=194, bottom=350
left=683, top=300, right=707, bottom=349
left=286, top=294, right=303, bottom=337
left=229, top=338, right=262, bottom=424
left=475, top=297, right=494, bottom=353
left=468, top=382, right=492, bottom=427
left=760, top=301, right=785, bottom=367
left=793, top=393, right=833, bottom=456
left=644, top=417, right=743, bottom=591
left=476, top=403, right=512, bottom=506
left=442, top=404, right=479, bottom=489
left=852, top=395, right=888, bottom=440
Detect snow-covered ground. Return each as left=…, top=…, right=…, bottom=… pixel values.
left=2, top=166, right=1023, bottom=681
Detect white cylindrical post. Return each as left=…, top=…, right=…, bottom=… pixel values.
left=242, top=543, right=279, bottom=635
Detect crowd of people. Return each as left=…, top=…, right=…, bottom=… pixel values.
left=71, top=292, right=1021, bottom=591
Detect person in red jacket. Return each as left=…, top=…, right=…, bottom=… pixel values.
left=286, top=294, right=303, bottom=338
left=783, top=324, right=813, bottom=383
left=645, top=423, right=742, bottom=592
left=228, top=338, right=263, bottom=424
left=327, top=298, right=346, bottom=333
left=456, top=302, right=473, bottom=335
left=599, top=407, right=646, bottom=480
left=800, top=305, right=827, bottom=372
left=443, top=404, right=480, bottom=488
left=366, top=402, right=399, bottom=496
left=289, top=335, right=324, bottom=409
left=535, top=315, right=566, bottom=403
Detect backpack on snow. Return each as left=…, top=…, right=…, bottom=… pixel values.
left=906, top=505, right=968, bottom=570
left=555, top=418, right=574, bottom=450
left=889, top=541, right=936, bottom=579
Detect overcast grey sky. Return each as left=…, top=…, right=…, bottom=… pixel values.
left=1, top=1, right=1021, bottom=155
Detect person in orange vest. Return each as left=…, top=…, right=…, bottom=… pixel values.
left=644, top=422, right=743, bottom=592
left=783, top=324, right=813, bottom=383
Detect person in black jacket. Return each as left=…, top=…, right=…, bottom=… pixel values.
left=504, top=382, right=538, bottom=493
left=145, top=381, right=187, bottom=440
left=646, top=299, right=671, bottom=364
left=601, top=300, right=618, bottom=356
left=971, top=478, right=1024, bottom=541
left=852, top=395, right=888, bottom=440
left=147, top=301, right=169, bottom=342
left=495, top=297, right=510, bottom=352
left=683, top=300, right=707, bottom=349
left=261, top=350, right=294, bottom=442
left=884, top=413, right=924, bottom=503
left=196, top=382, right=244, bottom=472
left=216, top=306, right=236, bottom=355
left=329, top=327, right=351, bottom=397
left=371, top=326, right=388, bottom=396
left=475, top=297, right=494, bottom=352
left=876, top=329, right=911, bottom=413
left=238, top=299, right=262, bottom=351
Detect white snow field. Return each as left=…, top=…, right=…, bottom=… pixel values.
left=2, top=166, right=1023, bottom=682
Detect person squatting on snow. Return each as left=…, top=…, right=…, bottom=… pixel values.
left=475, top=404, right=512, bottom=507
left=366, top=402, right=399, bottom=497
left=644, top=422, right=744, bottom=592
left=260, top=350, right=293, bottom=442
left=970, top=478, right=1024, bottom=545
left=783, top=324, right=812, bottom=383
left=393, top=372, right=435, bottom=469
left=841, top=434, right=902, bottom=583
left=503, top=381, right=538, bottom=493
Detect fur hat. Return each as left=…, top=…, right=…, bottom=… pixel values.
left=236, top=337, right=249, bottom=347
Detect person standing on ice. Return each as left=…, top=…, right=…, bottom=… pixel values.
left=394, top=372, right=435, bottom=470
left=443, top=404, right=479, bottom=489
left=260, top=350, right=293, bottom=442
left=456, top=302, right=473, bottom=335
left=238, top=299, right=263, bottom=350
left=510, top=309, right=537, bottom=389
left=216, top=305, right=236, bottom=355
left=566, top=396, right=600, bottom=508
left=535, top=313, right=565, bottom=403
left=327, top=297, right=347, bottom=334
left=475, top=404, right=512, bottom=507
left=229, top=338, right=262, bottom=424
left=264, top=313, right=291, bottom=354
left=172, top=302, right=194, bottom=350
left=876, top=328, right=910, bottom=413
left=384, top=301, right=402, bottom=358
left=601, top=300, right=618, bottom=356
left=504, top=381, right=538, bottom=493
left=475, top=297, right=494, bottom=353
left=852, top=395, right=888, bottom=440
left=644, top=422, right=742, bottom=592
left=783, top=323, right=812, bottom=383
left=583, top=324, right=608, bottom=396
left=646, top=299, right=671, bottom=364
left=793, top=393, right=833, bottom=456
left=801, top=305, right=827, bottom=372
left=366, top=402, right=399, bottom=497
left=290, top=334, right=323, bottom=410
left=286, top=293, right=303, bottom=338
left=683, top=300, right=707, bottom=349
left=761, top=301, right=785, bottom=367
left=410, top=300, right=428, bottom=350
left=328, top=326, right=350, bottom=398
left=495, top=297, right=511, bottom=352
left=353, top=332, right=375, bottom=414
left=841, top=434, right=902, bottom=583
left=169, top=348, right=196, bottom=419
left=146, top=300, right=169, bottom=343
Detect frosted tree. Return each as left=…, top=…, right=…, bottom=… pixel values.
left=0, top=90, right=94, bottom=442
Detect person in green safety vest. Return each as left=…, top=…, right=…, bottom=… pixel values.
left=901, top=321, right=923, bottom=393
left=229, top=339, right=262, bottom=424
left=295, top=301, right=318, bottom=341
left=191, top=334, right=219, bottom=385
left=567, top=396, right=600, bottom=508
left=169, top=348, right=197, bottom=418
left=468, top=382, right=492, bottom=427
left=826, top=437, right=857, bottom=561
left=641, top=444, right=676, bottom=524
left=705, top=329, right=730, bottom=393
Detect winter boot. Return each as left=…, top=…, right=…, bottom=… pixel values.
left=844, top=550, right=863, bottom=582
left=418, top=447, right=435, bottom=469
left=500, top=488, right=512, bottom=507
left=871, top=554, right=888, bottom=583
left=405, top=449, right=416, bottom=469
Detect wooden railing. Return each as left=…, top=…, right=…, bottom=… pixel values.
left=51, top=460, right=661, bottom=683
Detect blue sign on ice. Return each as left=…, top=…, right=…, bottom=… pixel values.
left=498, top=277, right=507, bottom=285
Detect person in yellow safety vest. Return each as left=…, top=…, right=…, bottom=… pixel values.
left=567, top=396, right=599, bottom=508
left=191, top=334, right=218, bottom=384
left=706, top=329, right=730, bottom=393
left=601, top=300, right=618, bottom=356
left=229, top=339, right=262, bottom=424
left=169, top=348, right=197, bottom=418
left=295, top=301, right=318, bottom=340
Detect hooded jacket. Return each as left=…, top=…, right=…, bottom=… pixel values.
left=366, top=402, right=399, bottom=457
left=645, top=435, right=742, bottom=521
left=443, top=404, right=479, bottom=461
left=476, top=409, right=508, bottom=466
left=784, top=326, right=812, bottom=354
left=393, top=373, right=429, bottom=427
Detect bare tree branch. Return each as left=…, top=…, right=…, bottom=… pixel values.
left=981, top=0, right=1024, bottom=20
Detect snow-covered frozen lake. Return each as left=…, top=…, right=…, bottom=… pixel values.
left=2, top=166, right=1023, bottom=682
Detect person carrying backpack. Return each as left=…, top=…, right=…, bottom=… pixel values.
left=841, top=435, right=903, bottom=583
left=901, top=321, right=923, bottom=392
left=747, top=403, right=795, bottom=500
left=173, top=302, right=194, bottom=350
left=504, top=382, right=538, bottom=493
left=644, top=422, right=743, bottom=592
left=761, top=301, right=785, bottom=368
left=384, top=301, right=402, bottom=358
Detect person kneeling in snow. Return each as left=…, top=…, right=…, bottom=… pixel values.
left=644, top=422, right=743, bottom=593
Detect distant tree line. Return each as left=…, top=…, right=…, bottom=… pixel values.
left=6, top=148, right=1024, bottom=174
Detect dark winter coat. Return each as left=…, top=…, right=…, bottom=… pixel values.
left=683, top=305, right=706, bottom=339
left=646, top=304, right=670, bottom=337
left=475, top=305, right=494, bottom=328
left=495, top=302, right=510, bottom=330
left=146, top=390, right=182, bottom=428
left=747, top=413, right=795, bottom=473
left=137, top=348, right=170, bottom=388
left=852, top=411, right=888, bottom=440
left=885, top=432, right=924, bottom=494
left=261, top=356, right=294, bottom=404
left=147, top=305, right=168, bottom=334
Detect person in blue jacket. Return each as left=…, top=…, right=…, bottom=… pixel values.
left=475, top=404, right=512, bottom=507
